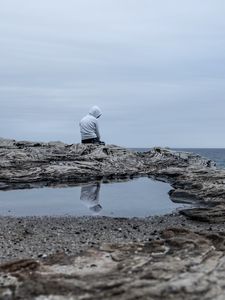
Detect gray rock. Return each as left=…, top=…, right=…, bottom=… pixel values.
left=2, top=139, right=225, bottom=298
left=1, top=138, right=225, bottom=222
left=1, top=227, right=225, bottom=299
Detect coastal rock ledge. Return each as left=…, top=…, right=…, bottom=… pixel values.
left=1, top=138, right=225, bottom=222
left=1, top=139, right=225, bottom=299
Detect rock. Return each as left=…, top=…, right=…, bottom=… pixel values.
left=1, top=138, right=225, bottom=222
left=180, top=205, right=225, bottom=223
left=0, top=139, right=143, bottom=187
left=2, top=139, right=225, bottom=298
left=1, top=228, right=225, bottom=299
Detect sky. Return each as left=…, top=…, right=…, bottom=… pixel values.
left=0, top=0, right=225, bottom=148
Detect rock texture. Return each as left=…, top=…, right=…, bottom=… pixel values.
left=1, top=139, right=225, bottom=299
left=0, top=138, right=225, bottom=222
left=1, top=227, right=225, bottom=300
left=0, top=139, right=143, bottom=189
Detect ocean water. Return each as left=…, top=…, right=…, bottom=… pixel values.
left=178, top=149, right=225, bottom=168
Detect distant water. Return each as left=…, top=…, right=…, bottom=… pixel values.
left=131, top=148, right=225, bottom=169
left=176, top=149, right=225, bottom=168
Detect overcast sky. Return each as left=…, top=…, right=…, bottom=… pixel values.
left=0, top=0, right=224, bottom=147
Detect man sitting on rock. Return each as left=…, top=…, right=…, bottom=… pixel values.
left=79, top=106, right=105, bottom=145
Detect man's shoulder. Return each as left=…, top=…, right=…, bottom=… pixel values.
left=88, top=115, right=97, bottom=122
left=81, top=114, right=96, bottom=123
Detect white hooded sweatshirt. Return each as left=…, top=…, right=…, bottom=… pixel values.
left=79, top=106, right=102, bottom=140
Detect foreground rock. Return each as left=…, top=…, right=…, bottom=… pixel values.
left=1, top=138, right=225, bottom=222
left=1, top=226, right=225, bottom=300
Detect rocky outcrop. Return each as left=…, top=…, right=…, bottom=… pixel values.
left=1, top=139, right=225, bottom=299
left=0, top=139, right=144, bottom=189
left=1, top=227, right=225, bottom=299
left=1, top=138, right=225, bottom=222
left=0, top=139, right=214, bottom=188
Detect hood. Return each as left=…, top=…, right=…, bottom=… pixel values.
left=89, top=106, right=102, bottom=118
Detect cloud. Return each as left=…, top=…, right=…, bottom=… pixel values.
left=0, top=0, right=225, bottom=146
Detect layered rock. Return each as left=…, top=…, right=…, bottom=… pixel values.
left=0, top=139, right=214, bottom=188
left=1, top=138, right=225, bottom=222
left=1, top=139, right=225, bottom=299
left=0, top=139, right=143, bottom=189
left=1, top=227, right=225, bottom=300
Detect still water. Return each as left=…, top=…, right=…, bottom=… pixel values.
left=0, top=177, right=185, bottom=218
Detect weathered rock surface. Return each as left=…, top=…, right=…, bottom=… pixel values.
left=0, top=139, right=213, bottom=188
left=1, top=139, right=225, bottom=299
left=1, top=138, right=225, bottom=222
left=0, top=139, right=144, bottom=187
left=1, top=227, right=225, bottom=300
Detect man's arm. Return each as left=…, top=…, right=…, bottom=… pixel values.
left=95, top=120, right=101, bottom=139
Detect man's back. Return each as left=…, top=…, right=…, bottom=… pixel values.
left=79, top=114, right=99, bottom=140
left=79, top=105, right=104, bottom=144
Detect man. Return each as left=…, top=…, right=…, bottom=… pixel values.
left=79, top=106, right=105, bottom=144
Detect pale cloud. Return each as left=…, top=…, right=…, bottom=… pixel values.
left=0, top=0, right=225, bottom=147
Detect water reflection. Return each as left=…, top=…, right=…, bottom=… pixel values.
left=80, top=182, right=102, bottom=214
left=0, top=177, right=187, bottom=217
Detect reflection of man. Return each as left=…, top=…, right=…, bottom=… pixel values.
left=80, top=182, right=102, bottom=213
